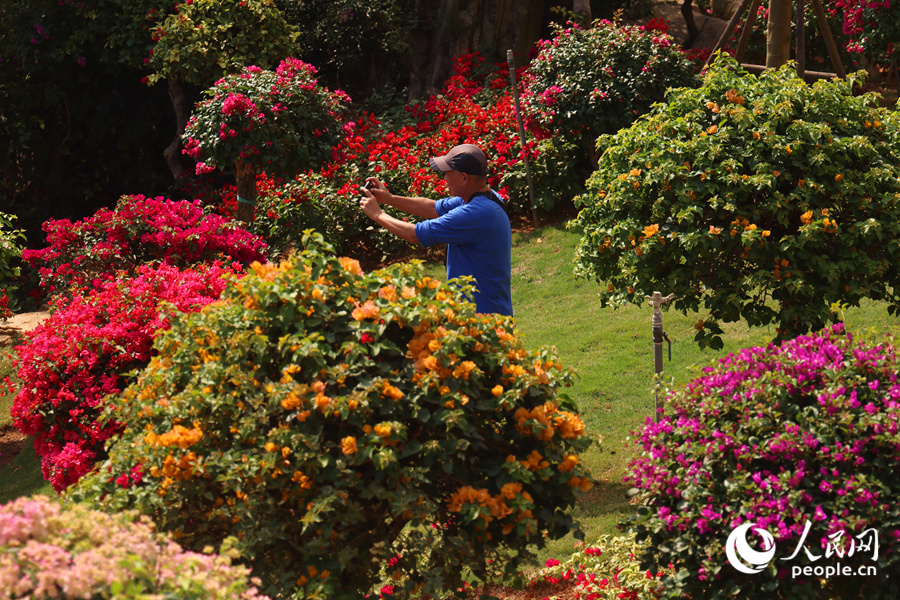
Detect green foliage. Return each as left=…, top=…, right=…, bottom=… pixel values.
left=275, top=0, right=415, bottom=100
left=147, top=0, right=300, bottom=87
left=522, top=19, right=700, bottom=162
left=0, top=1, right=176, bottom=240
left=183, top=59, right=348, bottom=180
left=0, top=212, right=25, bottom=282
left=71, top=233, right=592, bottom=599
left=573, top=55, right=900, bottom=349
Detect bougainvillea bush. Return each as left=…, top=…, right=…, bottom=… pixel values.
left=624, top=324, right=900, bottom=600
left=22, top=194, right=266, bottom=294
left=71, top=233, right=593, bottom=599
left=0, top=495, right=271, bottom=600
left=573, top=55, right=900, bottom=349
left=521, top=19, right=699, bottom=165
left=182, top=57, right=349, bottom=182
left=11, top=262, right=237, bottom=491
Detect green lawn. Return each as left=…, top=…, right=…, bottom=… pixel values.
left=424, top=219, right=900, bottom=563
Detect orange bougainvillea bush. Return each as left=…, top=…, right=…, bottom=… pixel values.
left=71, top=232, right=593, bottom=600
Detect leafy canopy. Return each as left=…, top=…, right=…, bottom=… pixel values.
left=573, top=54, right=900, bottom=348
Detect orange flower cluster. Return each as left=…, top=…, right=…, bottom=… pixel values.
left=351, top=300, right=381, bottom=321
left=145, top=424, right=203, bottom=449
left=340, top=436, right=357, bottom=455
left=514, top=402, right=586, bottom=441
left=338, top=256, right=363, bottom=276
left=149, top=451, right=198, bottom=483
left=381, top=380, right=404, bottom=400
left=447, top=483, right=534, bottom=534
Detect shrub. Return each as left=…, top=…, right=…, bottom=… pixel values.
left=572, top=55, right=900, bottom=349
left=521, top=19, right=700, bottom=166
left=147, top=0, right=300, bottom=88
left=11, top=262, right=238, bottom=492
left=0, top=495, right=271, bottom=600
left=71, top=233, right=593, bottom=600
left=182, top=58, right=350, bottom=182
left=22, top=194, right=266, bottom=294
left=0, top=211, right=27, bottom=318
left=623, top=324, right=900, bottom=600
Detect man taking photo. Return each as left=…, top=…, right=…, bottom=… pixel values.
left=359, top=143, right=512, bottom=316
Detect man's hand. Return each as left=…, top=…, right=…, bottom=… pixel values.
left=357, top=178, right=420, bottom=246
left=359, top=190, right=383, bottom=220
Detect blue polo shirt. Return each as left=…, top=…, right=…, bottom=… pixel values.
left=414, top=193, right=512, bottom=316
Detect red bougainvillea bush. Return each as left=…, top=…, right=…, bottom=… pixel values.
left=70, top=233, right=593, bottom=599
left=22, top=193, right=266, bottom=294
left=11, top=261, right=239, bottom=491
left=623, top=324, right=900, bottom=600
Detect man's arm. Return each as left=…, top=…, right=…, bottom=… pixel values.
left=364, top=178, right=439, bottom=219
left=359, top=194, right=420, bottom=245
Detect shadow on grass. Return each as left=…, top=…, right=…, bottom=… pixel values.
left=0, top=437, right=53, bottom=504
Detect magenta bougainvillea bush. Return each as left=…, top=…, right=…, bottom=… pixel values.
left=22, top=194, right=266, bottom=294
left=0, top=495, right=272, bottom=600
left=624, top=324, right=900, bottom=600
left=11, top=262, right=238, bottom=491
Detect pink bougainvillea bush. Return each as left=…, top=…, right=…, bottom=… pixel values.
left=623, top=324, right=900, bottom=600
left=11, top=262, right=239, bottom=491
left=22, top=194, right=266, bottom=294
left=0, top=495, right=271, bottom=600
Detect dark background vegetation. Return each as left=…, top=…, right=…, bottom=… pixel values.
left=0, top=0, right=641, bottom=246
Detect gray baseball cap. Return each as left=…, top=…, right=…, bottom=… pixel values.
left=429, top=144, right=488, bottom=176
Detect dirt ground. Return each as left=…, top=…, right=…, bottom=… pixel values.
left=0, top=311, right=49, bottom=471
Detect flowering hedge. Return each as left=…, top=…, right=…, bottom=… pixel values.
left=521, top=19, right=699, bottom=164
left=572, top=55, right=900, bottom=348
left=623, top=324, right=900, bottom=600
left=0, top=495, right=271, bottom=600
left=11, top=262, right=238, bottom=491
left=71, top=233, right=593, bottom=599
left=521, top=535, right=669, bottom=599
left=22, top=194, right=266, bottom=294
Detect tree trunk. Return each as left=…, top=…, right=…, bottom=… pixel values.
left=766, top=0, right=793, bottom=69
left=163, top=76, right=190, bottom=180
left=573, top=0, right=591, bottom=21
left=235, top=158, right=256, bottom=224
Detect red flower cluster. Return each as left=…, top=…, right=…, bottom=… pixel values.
left=223, top=51, right=537, bottom=255
left=11, top=261, right=240, bottom=491
left=23, top=194, right=266, bottom=294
